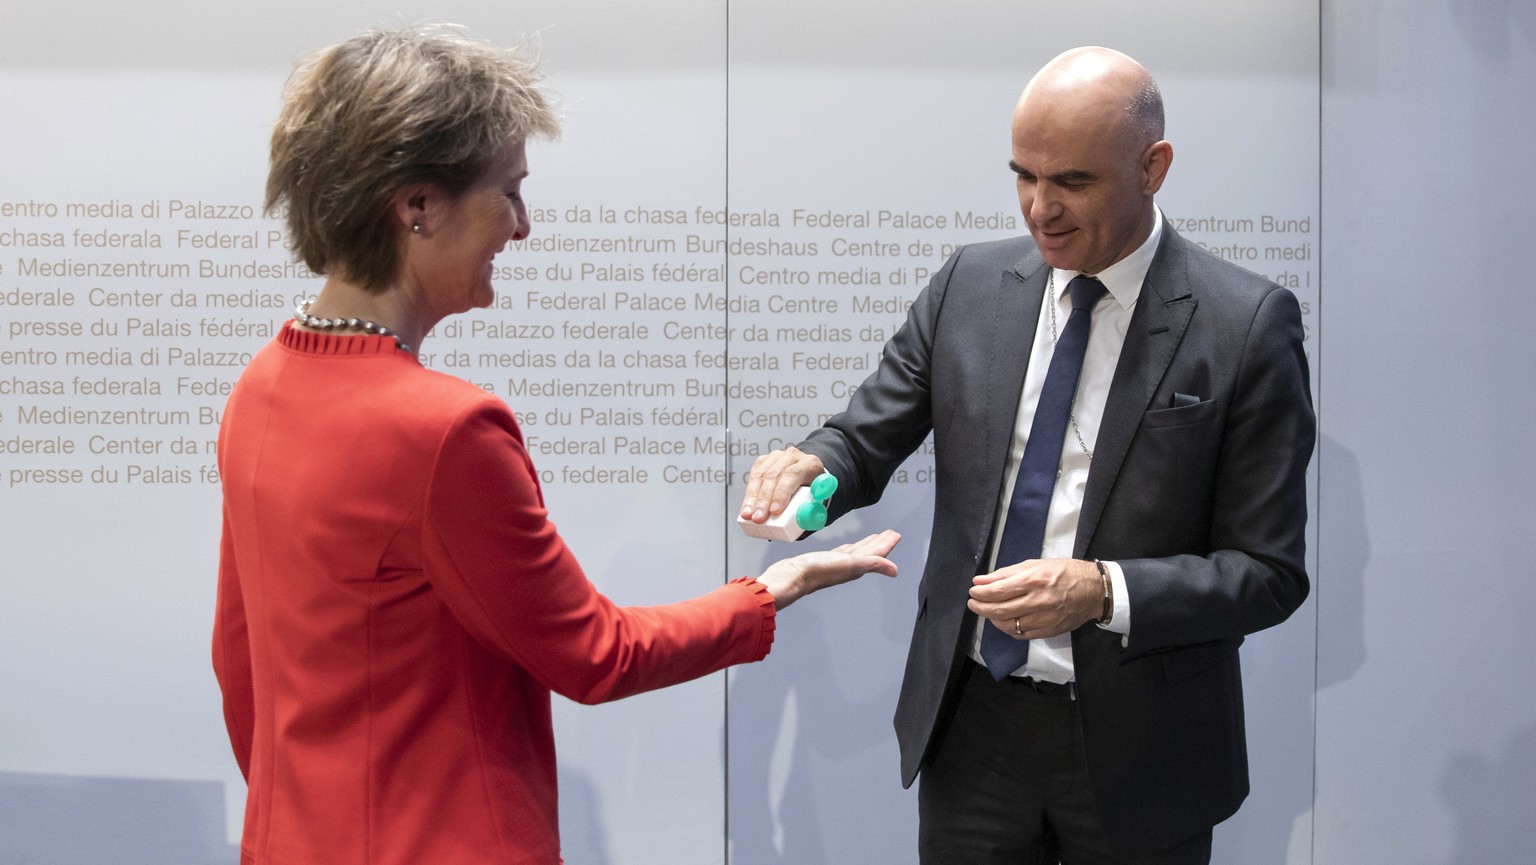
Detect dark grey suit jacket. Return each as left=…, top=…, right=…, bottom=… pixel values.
left=799, top=222, right=1314, bottom=855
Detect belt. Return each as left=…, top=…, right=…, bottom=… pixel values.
left=1011, top=676, right=1077, bottom=701
left=970, top=659, right=1077, bottom=700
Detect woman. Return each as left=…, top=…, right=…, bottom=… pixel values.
left=212, top=26, right=898, bottom=865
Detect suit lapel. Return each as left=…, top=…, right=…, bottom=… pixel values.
left=1075, top=226, right=1197, bottom=556
left=976, top=249, right=1049, bottom=552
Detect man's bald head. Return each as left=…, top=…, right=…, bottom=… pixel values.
left=1017, top=47, right=1164, bottom=155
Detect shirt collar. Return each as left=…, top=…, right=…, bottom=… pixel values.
left=1050, top=204, right=1162, bottom=311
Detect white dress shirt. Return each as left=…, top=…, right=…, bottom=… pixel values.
left=969, top=209, right=1164, bottom=683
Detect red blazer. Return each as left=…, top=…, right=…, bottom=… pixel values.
left=213, top=323, right=775, bottom=865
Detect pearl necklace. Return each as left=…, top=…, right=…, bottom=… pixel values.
left=293, top=299, right=414, bottom=354
left=1046, top=270, right=1093, bottom=460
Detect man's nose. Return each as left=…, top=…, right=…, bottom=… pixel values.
left=1028, top=186, right=1060, bottom=225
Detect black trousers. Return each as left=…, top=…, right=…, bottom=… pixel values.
left=917, top=660, right=1212, bottom=865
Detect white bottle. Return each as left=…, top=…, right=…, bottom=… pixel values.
left=737, top=473, right=838, bottom=541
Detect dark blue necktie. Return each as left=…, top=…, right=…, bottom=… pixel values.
left=981, top=275, right=1107, bottom=681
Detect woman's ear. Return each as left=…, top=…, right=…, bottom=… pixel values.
left=392, top=184, right=436, bottom=237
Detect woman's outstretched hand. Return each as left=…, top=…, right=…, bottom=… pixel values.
left=756, top=530, right=901, bottom=611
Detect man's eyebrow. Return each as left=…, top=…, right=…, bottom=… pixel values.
left=1050, top=169, right=1096, bottom=184
left=1009, top=160, right=1096, bottom=185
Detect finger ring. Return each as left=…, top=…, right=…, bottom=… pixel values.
left=1013, top=617, right=1022, bottom=636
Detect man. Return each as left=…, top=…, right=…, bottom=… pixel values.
left=739, top=47, right=1314, bottom=864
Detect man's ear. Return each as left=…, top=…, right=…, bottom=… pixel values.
left=1142, top=140, right=1173, bottom=196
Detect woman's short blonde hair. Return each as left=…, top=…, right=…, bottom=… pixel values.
left=265, top=26, right=559, bottom=292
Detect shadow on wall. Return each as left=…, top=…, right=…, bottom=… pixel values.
left=725, top=480, right=933, bottom=865
left=1434, top=722, right=1536, bottom=865
left=1277, top=432, right=1366, bottom=862
left=1316, top=434, right=1369, bottom=692
left=1243, top=433, right=1368, bottom=865
left=0, top=772, right=238, bottom=865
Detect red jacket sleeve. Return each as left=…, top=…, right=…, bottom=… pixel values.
left=420, top=398, right=775, bottom=704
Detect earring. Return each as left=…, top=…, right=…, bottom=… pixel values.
left=411, top=222, right=422, bottom=233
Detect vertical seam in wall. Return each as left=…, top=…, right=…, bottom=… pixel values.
left=722, top=7, right=733, bottom=864
left=1311, top=3, right=1324, bottom=863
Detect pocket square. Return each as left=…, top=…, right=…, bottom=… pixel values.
left=1172, top=392, right=1201, bottom=407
